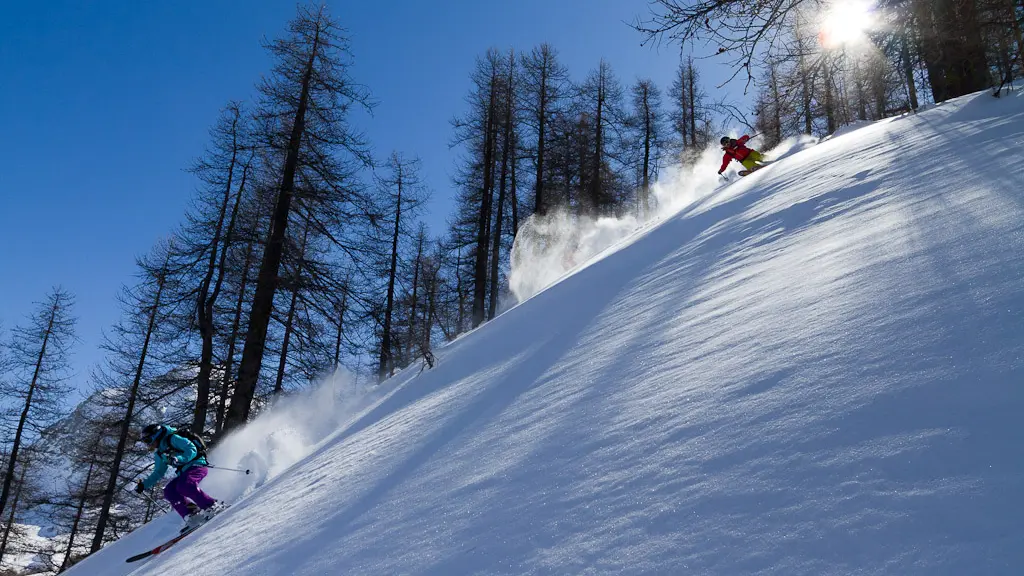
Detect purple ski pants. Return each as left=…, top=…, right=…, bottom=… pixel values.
left=163, top=466, right=217, bottom=518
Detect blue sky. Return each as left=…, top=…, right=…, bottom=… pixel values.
left=0, top=1, right=745, bottom=397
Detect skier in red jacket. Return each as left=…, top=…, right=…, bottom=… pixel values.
left=718, top=135, right=767, bottom=176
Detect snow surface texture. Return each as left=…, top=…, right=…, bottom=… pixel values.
left=69, top=88, right=1024, bottom=575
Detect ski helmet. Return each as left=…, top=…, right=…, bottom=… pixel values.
left=141, top=423, right=167, bottom=445
left=720, top=136, right=731, bottom=146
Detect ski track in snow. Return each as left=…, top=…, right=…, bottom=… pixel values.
left=69, top=88, right=1024, bottom=576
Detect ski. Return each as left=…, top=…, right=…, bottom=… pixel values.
left=125, top=502, right=230, bottom=563
left=125, top=526, right=199, bottom=563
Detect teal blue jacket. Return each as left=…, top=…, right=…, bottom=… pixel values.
left=140, top=429, right=208, bottom=490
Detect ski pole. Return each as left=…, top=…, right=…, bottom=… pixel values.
left=208, top=464, right=250, bottom=475
left=137, top=489, right=162, bottom=507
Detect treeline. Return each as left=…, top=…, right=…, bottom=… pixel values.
left=441, top=47, right=760, bottom=327
left=638, top=0, right=1023, bottom=148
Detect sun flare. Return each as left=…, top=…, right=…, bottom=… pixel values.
left=819, top=1, right=875, bottom=47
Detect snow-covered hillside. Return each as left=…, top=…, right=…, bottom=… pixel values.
left=68, top=87, right=1024, bottom=575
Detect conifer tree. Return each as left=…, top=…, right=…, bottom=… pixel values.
left=668, top=56, right=708, bottom=156
left=628, top=79, right=662, bottom=217
left=451, top=50, right=505, bottom=328
left=226, top=5, right=372, bottom=430
left=169, top=101, right=255, bottom=435
left=520, top=44, right=571, bottom=215
left=90, top=244, right=184, bottom=552
left=0, top=288, right=76, bottom=530
left=578, top=59, right=627, bottom=215
left=375, top=153, right=428, bottom=381
left=489, top=50, right=519, bottom=320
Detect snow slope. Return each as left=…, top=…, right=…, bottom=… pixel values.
left=69, top=87, right=1024, bottom=575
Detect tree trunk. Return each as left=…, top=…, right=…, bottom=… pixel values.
left=641, top=83, right=652, bottom=218
left=854, top=61, right=868, bottom=121
left=919, top=31, right=947, bottom=102
left=489, top=53, right=514, bottom=320
left=564, top=132, right=574, bottom=210
left=215, top=229, right=256, bottom=436
left=871, top=62, right=887, bottom=119
left=408, top=234, right=424, bottom=359
left=687, top=60, right=698, bottom=148
left=194, top=147, right=249, bottom=435
left=379, top=162, right=403, bottom=381
left=577, top=118, right=589, bottom=212
left=0, top=305, right=55, bottom=521
left=424, top=266, right=437, bottom=354
left=333, top=290, right=347, bottom=369
left=590, top=63, right=606, bottom=213
left=678, top=65, right=690, bottom=148
left=953, top=0, right=991, bottom=95
left=901, top=32, right=920, bottom=110
left=770, top=63, right=783, bottom=144
left=226, top=24, right=321, bottom=431
left=796, top=19, right=814, bottom=134
left=1009, top=0, right=1024, bottom=70
left=534, top=50, right=548, bottom=215
left=455, top=249, right=465, bottom=334
left=60, top=460, right=95, bottom=572
left=911, top=0, right=945, bottom=100
left=823, top=54, right=837, bottom=134
left=916, top=0, right=989, bottom=100
left=193, top=113, right=240, bottom=435
left=91, top=269, right=167, bottom=552
left=473, top=69, right=499, bottom=328
left=274, top=219, right=310, bottom=393
left=510, top=129, right=519, bottom=236
left=0, top=464, right=27, bottom=565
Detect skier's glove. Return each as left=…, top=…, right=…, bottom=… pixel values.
left=135, top=480, right=146, bottom=494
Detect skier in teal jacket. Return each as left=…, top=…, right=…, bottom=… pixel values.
left=135, top=424, right=220, bottom=527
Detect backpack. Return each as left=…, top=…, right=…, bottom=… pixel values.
left=162, top=426, right=209, bottom=461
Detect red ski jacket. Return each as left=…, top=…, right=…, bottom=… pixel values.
left=719, top=135, right=753, bottom=173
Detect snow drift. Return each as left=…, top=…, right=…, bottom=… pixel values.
left=68, top=86, right=1024, bottom=575
left=198, top=372, right=379, bottom=502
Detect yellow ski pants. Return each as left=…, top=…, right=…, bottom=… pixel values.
left=740, top=150, right=765, bottom=171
